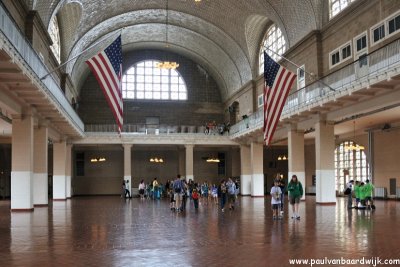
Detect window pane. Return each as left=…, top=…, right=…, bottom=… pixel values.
left=153, top=92, right=161, bottom=99
left=137, top=92, right=144, bottom=99
left=171, top=93, right=178, bottom=100
left=145, top=92, right=152, bottom=99
left=161, top=92, right=169, bottom=99
left=161, top=84, right=169, bottom=91
left=154, top=76, right=161, bottom=83
left=137, top=67, right=144, bottom=75
left=137, top=75, right=144, bottom=83
left=127, top=75, right=135, bottom=82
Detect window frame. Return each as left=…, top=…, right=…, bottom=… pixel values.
left=297, top=65, right=305, bottom=90
left=370, top=20, right=386, bottom=47
left=341, top=41, right=352, bottom=61
left=329, top=41, right=352, bottom=69
left=353, top=31, right=368, bottom=60
left=122, top=60, right=188, bottom=101
left=257, top=94, right=263, bottom=108
left=386, top=10, right=400, bottom=37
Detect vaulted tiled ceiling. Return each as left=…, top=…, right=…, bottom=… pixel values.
left=30, top=0, right=321, bottom=100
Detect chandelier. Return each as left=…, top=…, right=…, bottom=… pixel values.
left=156, top=0, right=179, bottom=70
left=150, top=157, right=164, bottom=163
left=345, top=121, right=365, bottom=151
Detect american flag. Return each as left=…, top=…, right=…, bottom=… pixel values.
left=263, top=52, right=296, bottom=146
left=86, top=36, right=123, bottom=132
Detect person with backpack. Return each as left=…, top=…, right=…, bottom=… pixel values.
left=173, top=175, right=183, bottom=212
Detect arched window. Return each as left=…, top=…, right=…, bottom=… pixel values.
left=122, top=60, right=187, bottom=100
left=329, top=0, right=356, bottom=19
left=49, top=15, right=61, bottom=63
left=334, top=141, right=370, bottom=193
left=259, top=24, right=286, bottom=74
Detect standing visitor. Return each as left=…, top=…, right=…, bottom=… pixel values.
left=278, top=174, right=286, bottom=215
left=287, top=175, right=303, bottom=220
left=271, top=179, right=282, bottom=220
left=138, top=180, right=145, bottom=200
left=218, top=180, right=227, bottom=212
left=364, top=180, right=375, bottom=209
left=345, top=180, right=354, bottom=209
left=173, top=175, right=183, bottom=212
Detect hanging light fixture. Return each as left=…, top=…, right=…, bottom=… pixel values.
left=206, top=156, right=220, bottom=163
left=345, top=121, right=365, bottom=151
left=156, top=0, right=179, bottom=70
left=90, top=145, right=106, bottom=163
left=90, top=156, right=106, bottom=163
left=150, top=157, right=164, bottom=163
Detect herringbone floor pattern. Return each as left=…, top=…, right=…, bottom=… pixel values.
left=0, top=196, right=399, bottom=267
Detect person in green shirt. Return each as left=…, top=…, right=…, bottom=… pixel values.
left=354, top=181, right=361, bottom=207
left=359, top=182, right=366, bottom=207
left=364, top=179, right=375, bottom=208
left=287, top=174, right=303, bottom=220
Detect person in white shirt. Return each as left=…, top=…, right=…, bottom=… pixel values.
left=138, top=180, right=145, bottom=200
left=271, top=180, right=282, bottom=220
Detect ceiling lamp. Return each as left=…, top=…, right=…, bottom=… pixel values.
left=277, top=155, right=288, bottom=161
left=90, top=156, right=106, bottom=163
left=150, top=157, right=164, bottom=163
left=156, top=0, right=179, bottom=70
left=345, top=121, right=365, bottom=151
left=206, top=157, right=220, bottom=163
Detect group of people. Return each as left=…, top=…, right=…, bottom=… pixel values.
left=204, top=121, right=230, bottom=135
left=127, top=174, right=306, bottom=220
left=270, top=174, right=304, bottom=220
left=345, top=179, right=375, bottom=209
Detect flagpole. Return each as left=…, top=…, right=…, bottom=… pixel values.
left=40, top=31, right=122, bottom=80
left=264, top=47, right=335, bottom=92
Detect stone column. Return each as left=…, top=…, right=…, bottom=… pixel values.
left=11, top=114, right=34, bottom=211
left=185, top=144, right=194, bottom=182
left=53, top=140, right=67, bottom=200
left=66, top=144, right=72, bottom=198
left=178, top=147, right=185, bottom=176
left=315, top=120, right=336, bottom=204
left=123, top=144, right=132, bottom=195
left=251, top=142, right=264, bottom=197
left=240, top=145, right=251, bottom=195
left=33, top=125, right=48, bottom=206
left=288, top=128, right=306, bottom=200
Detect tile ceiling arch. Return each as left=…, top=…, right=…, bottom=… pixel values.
left=68, top=10, right=253, bottom=100
left=36, top=0, right=320, bottom=99
left=57, top=2, right=82, bottom=62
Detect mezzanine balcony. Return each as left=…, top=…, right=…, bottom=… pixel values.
left=230, top=38, right=400, bottom=140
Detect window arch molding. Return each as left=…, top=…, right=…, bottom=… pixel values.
left=48, top=15, right=61, bottom=63
left=259, top=24, right=287, bottom=75
left=122, top=60, right=187, bottom=101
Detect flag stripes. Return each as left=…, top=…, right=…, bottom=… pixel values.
left=263, top=52, right=296, bottom=146
left=86, top=36, right=123, bottom=132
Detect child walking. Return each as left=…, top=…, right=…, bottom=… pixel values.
left=271, top=180, right=282, bottom=220
left=192, top=189, right=200, bottom=210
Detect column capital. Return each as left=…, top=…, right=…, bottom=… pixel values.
left=122, top=143, right=132, bottom=149
left=184, top=144, right=194, bottom=149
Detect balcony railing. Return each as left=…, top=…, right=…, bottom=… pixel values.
left=0, top=3, right=84, bottom=133
left=230, top=38, right=400, bottom=136
left=85, top=124, right=229, bottom=135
